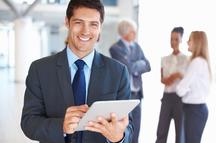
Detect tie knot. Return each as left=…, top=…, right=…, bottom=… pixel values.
left=75, top=59, right=85, bottom=70
left=129, top=44, right=134, bottom=49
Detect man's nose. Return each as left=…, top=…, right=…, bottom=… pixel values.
left=81, top=24, right=90, bottom=34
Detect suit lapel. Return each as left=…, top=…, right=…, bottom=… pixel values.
left=117, top=40, right=128, bottom=54
left=56, top=49, right=75, bottom=107
left=87, top=52, right=104, bottom=105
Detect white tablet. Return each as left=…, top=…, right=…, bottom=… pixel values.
left=75, top=99, right=140, bottom=131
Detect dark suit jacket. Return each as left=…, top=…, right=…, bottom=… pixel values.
left=109, top=40, right=151, bottom=98
left=21, top=48, right=133, bottom=143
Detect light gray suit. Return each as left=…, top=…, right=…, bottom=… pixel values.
left=21, top=48, right=133, bottom=143
left=110, top=39, right=151, bottom=143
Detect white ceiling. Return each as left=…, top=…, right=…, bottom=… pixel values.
left=0, top=1, right=119, bottom=26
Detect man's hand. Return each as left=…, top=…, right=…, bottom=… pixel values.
left=85, top=113, right=129, bottom=142
left=63, top=104, right=88, bottom=134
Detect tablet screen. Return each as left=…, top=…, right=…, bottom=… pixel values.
left=75, top=99, right=140, bottom=131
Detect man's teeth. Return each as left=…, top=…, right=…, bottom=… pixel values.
left=79, top=37, right=90, bottom=41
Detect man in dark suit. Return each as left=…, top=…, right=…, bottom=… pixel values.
left=109, top=19, right=151, bottom=143
left=20, top=0, right=133, bottom=143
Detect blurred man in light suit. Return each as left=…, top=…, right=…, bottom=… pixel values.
left=110, top=19, right=151, bottom=143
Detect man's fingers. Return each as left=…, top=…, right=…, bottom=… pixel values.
left=65, top=110, right=85, bottom=119
left=110, top=113, right=117, bottom=124
left=67, top=116, right=81, bottom=124
left=86, top=121, right=106, bottom=134
left=97, top=116, right=109, bottom=127
left=66, top=104, right=88, bottom=113
left=121, top=116, right=129, bottom=126
left=63, top=105, right=89, bottom=134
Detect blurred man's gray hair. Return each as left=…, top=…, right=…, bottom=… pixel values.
left=117, top=19, right=137, bottom=37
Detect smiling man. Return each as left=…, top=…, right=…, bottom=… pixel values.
left=20, top=0, right=133, bottom=143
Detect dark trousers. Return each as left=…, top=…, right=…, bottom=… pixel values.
left=131, top=90, right=142, bottom=143
left=183, top=103, right=208, bottom=143
left=156, top=92, right=184, bottom=143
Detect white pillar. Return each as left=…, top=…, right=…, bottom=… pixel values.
left=40, top=26, right=49, bottom=57
left=14, top=17, right=41, bottom=82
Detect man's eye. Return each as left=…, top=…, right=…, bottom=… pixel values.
left=75, top=21, right=81, bottom=24
left=91, top=23, right=98, bottom=27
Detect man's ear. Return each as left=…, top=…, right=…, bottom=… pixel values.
left=97, top=33, right=100, bottom=42
left=65, top=17, right=69, bottom=29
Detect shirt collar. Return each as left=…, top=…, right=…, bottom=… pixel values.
left=121, top=38, right=135, bottom=48
left=171, top=52, right=183, bottom=57
left=66, top=46, right=95, bottom=69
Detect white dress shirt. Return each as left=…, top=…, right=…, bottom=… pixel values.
left=161, top=53, right=188, bottom=93
left=176, top=57, right=210, bottom=104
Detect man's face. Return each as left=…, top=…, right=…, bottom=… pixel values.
left=128, top=29, right=136, bottom=42
left=123, top=26, right=136, bottom=43
left=65, top=7, right=101, bottom=58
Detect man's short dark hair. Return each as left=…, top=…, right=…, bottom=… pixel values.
left=66, top=0, right=105, bottom=23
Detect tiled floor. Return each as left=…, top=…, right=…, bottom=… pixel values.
left=0, top=69, right=37, bottom=143
left=0, top=68, right=215, bottom=143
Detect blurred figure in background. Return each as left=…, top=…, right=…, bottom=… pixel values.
left=155, top=27, right=188, bottom=143
left=109, top=19, right=151, bottom=143
left=177, top=31, right=211, bottom=143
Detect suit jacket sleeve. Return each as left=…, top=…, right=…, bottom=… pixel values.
left=109, top=45, right=132, bottom=74
left=20, top=61, right=65, bottom=143
left=131, top=44, right=151, bottom=76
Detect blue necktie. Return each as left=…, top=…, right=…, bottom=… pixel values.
left=72, top=59, right=86, bottom=106
left=72, top=59, right=86, bottom=143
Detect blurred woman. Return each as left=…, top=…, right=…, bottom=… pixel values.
left=177, top=31, right=211, bottom=143
left=156, top=27, right=188, bottom=143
